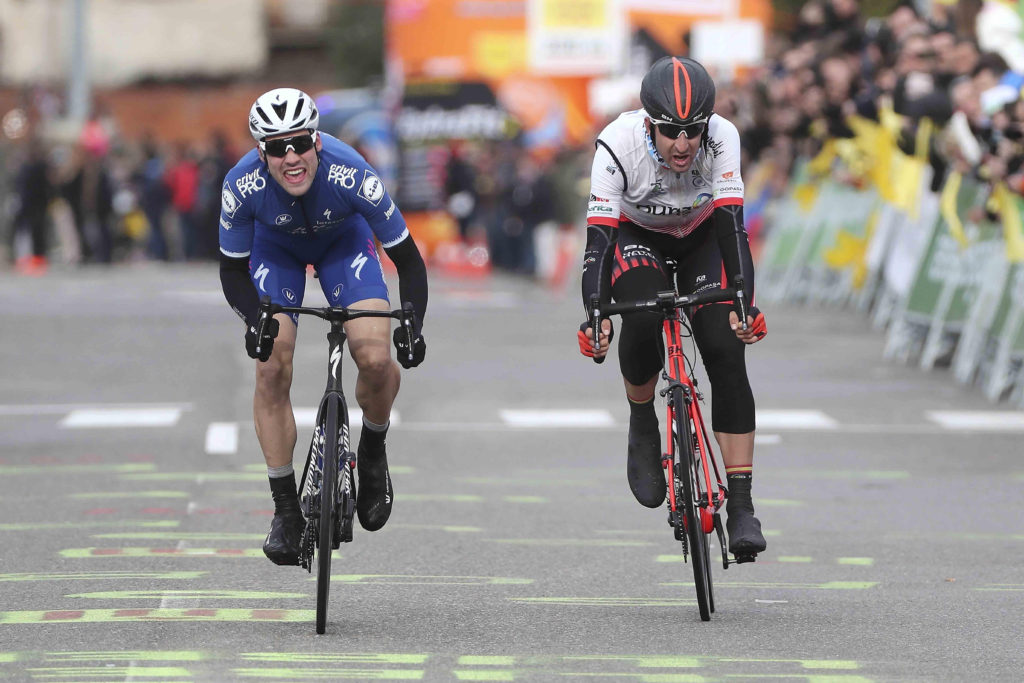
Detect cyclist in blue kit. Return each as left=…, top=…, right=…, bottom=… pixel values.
left=218, top=88, right=428, bottom=565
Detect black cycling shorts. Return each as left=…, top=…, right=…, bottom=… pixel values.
left=610, top=221, right=756, bottom=434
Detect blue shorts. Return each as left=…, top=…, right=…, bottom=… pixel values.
left=249, top=215, right=389, bottom=325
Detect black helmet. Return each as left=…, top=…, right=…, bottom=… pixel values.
left=640, top=56, right=715, bottom=126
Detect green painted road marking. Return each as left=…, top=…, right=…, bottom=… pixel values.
left=66, top=590, right=306, bottom=600
left=0, top=571, right=206, bottom=582
left=91, top=532, right=264, bottom=540
left=453, top=671, right=515, bottom=681
left=240, top=654, right=429, bottom=664
left=403, top=494, right=484, bottom=502
left=489, top=539, right=653, bottom=547
left=0, top=520, right=179, bottom=531
left=0, top=609, right=313, bottom=624
left=330, top=575, right=532, bottom=586
left=774, top=469, right=909, bottom=480
left=778, top=556, right=814, bottom=563
left=391, top=524, right=482, bottom=533
left=758, top=499, right=804, bottom=507
left=458, top=656, right=516, bottom=666
left=120, top=472, right=266, bottom=482
left=502, top=495, right=546, bottom=503
left=0, top=463, right=156, bottom=475
left=233, top=668, right=423, bottom=680
left=0, top=653, right=19, bottom=662
left=837, top=557, right=875, bottom=566
left=509, top=597, right=694, bottom=607
left=663, top=580, right=878, bottom=590
left=70, top=490, right=190, bottom=499
left=43, top=651, right=206, bottom=661
left=59, top=548, right=267, bottom=558
left=27, top=666, right=192, bottom=678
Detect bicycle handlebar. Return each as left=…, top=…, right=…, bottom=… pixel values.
left=591, top=287, right=737, bottom=319
left=255, top=296, right=417, bottom=364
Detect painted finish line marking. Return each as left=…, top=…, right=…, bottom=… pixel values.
left=61, top=408, right=182, bottom=429
left=0, top=609, right=313, bottom=624
left=926, top=410, right=1024, bottom=431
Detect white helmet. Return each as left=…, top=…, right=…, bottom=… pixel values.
left=248, top=88, right=319, bottom=141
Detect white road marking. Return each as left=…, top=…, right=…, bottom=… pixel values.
left=293, top=407, right=400, bottom=427
left=205, top=422, right=239, bottom=454
left=0, top=402, right=192, bottom=416
left=756, top=410, right=838, bottom=430
left=500, top=409, right=616, bottom=428
left=60, top=408, right=182, bottom=428
left=926, top=410, right=1024, bottom=431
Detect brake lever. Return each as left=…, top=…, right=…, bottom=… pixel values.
left=402, top=302, right=415, bottom=364
left=589, top=294, right=605, bottom=365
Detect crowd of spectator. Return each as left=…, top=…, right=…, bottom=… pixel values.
left=5, top=0, right=1024, bottom=277
left=716, top=0, right=1024, bottom=220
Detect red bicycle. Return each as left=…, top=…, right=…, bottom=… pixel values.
left=590, top=283, right=752, bottom=621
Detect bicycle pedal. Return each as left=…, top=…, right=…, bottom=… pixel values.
left=733, top=553, right=757, bottom=564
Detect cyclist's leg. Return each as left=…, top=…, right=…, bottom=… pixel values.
left=316, top=221, right=396, bottom=531
left=677, top=228, right=764, bottom=554
left=249, top=237, right=307, bottom=563
left=611, top=223, right=672, bottom=508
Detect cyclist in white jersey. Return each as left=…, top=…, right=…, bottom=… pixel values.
left=578, top=56, right=767, bottom=557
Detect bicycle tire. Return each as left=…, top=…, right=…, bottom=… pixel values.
left=316, top=397, right=339, bottom=634
left=673, top=386, right=711, bottom=621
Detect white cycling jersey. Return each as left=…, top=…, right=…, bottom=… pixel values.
left=586, top=109, right=744, bottom=239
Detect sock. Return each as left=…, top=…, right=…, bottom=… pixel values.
left=628, top=393, right=658, bottom=433
left=359, top=416, right=389, bottom=460
left=268, top=467, right=298, bottom=513
left=726, top=465, right=753, bottom=511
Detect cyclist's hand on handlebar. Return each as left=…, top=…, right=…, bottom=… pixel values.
left=577, top=319, right=614, bottom=359
left=245, top=317, right=280, bottom=362
left=393, top=327, right=426, bottom=369
left=729, top=305, right=766, bottom=344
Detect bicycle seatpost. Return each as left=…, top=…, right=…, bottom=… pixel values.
left=589, top=294, right=606, bottom=365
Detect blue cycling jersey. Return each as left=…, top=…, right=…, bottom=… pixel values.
left=218, top=132, right=408, bottom=259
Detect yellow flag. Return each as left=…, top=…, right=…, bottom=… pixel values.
left=991, top=182, right=1024, bottom=263
left=939, top=171, right=968, bottom=248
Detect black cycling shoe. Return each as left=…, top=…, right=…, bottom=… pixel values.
left=262, top=509, right=305, bottom=565
left=356, top=435, right=393, bottom=532
left=627, top=420, right=666, bottom=508
left=726, top=506, right=767, bottom=555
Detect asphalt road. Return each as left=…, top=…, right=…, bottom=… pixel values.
left=1, top=263, right=1022, bottom=682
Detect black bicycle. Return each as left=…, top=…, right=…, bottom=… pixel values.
left=255, top=295, right=416, bottom=634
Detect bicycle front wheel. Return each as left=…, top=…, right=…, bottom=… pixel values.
left=316, top=397, right=339, bottom=634
left=673, top=387, right=711, bottom=622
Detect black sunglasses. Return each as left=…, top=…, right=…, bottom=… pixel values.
left=651, top=120, right=707, bottom=140
left=262, top=133, right=316, bottom=158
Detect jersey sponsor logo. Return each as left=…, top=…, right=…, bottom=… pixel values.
left=722, top=171, right=734, bottom=179
left=219, top=217, right=233, bottom=231
left=254, top=263, right=270, bottom=292
left=328, top=164, right=357, bottom=189
left=383, top=199, right=396, bottom=220
left=649, top=179, right=666, bottom=196
left=221, top=187, right=241, bottom=217
left=282, top=288, right=297, bottom=303
left=236, top=168, right=266, bottom=197
left=350, top=252, right=368, bottom=280
left=332, top=284, right=343, bottom=301
left=275, top=213, right=292, bottom=226
left=708, top=138, right=725, bottom=159
left=605, top=165, right=617, bottom=176
left=692, top=192, right=712, bottom=207
left=637, top=204, right=685, bottom=216
left=323, top=208, right=332, bottom=220
left=588, top=203, right=615, bottom=214
left=589, top=194, right=610, bottom=202
left=358, top=171, right=385, bottom=206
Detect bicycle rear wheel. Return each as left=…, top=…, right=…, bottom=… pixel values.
left=673, top=387, right=711, bottom=621
left=316, top=397, right=339, bottom=634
